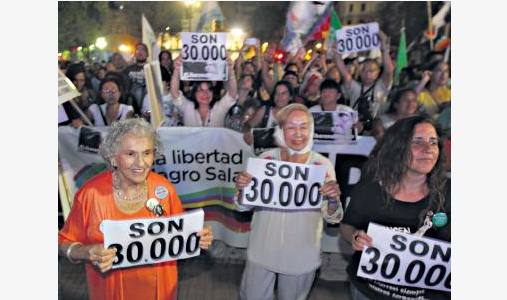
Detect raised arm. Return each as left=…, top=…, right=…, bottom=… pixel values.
left=170, top=55, right=182, bottom=100
left=234, top=51, right=244, bottom=78
left=332, top=42, right=353, bottom=89
left=252, top=40, right=262, bottom=72
left=379, top=31, right=394, bottom=88
left=261, top=46, right=276, bottom=95
left=414, top=70, right=432, bottom=96
left=226, top=54, right=238, bottom=99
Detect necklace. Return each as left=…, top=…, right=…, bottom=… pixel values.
left=113, top=172, right=148, bottom=202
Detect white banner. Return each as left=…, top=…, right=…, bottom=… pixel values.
left=58, top=68, right=80, bottom=105
left=180, top=32, right=228, bottom=81
left=59, top=126, right=375, bottom=252
left=58, top=105, right=69, bottom=123
left=142, top=14, right=160, bottom=62
left=101, top=209, right=204, bottom=269
left=357, top=223, right=451, bottom=292
left=243, top=158, right=328, bottom=210
left=144, top=61, right=165, bottom=128
left=336, top=22, right=380, bottom=54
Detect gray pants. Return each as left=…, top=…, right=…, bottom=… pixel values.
left=239, top=260, right=316, bottom=300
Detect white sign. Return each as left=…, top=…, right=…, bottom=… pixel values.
left=357, top=223, right=451, bottom=292
left=180, top=32, right=228, bottom=81
left=58, top=105, right=69, bottom=123
left=142, top=14, right=160, bottom=62
left=243, top=158, right=328, bottom=210
left=58, top=68, right=80, bottom=105
left=100, top=209, right=204, bottom=269
left=312, top=110, right=359, bottom=142
left=335, top=22, right=380, bottom=54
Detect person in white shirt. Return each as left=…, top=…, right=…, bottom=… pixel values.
left=169, top=55, right=238, bottom=127
left=234, top=104, right=343, bottom=300
left=87, top=77, right=134, bottom=126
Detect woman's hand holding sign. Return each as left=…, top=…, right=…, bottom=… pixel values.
left=64, top=242, right=117, bottom=273
left=235, top=171, right=254, bottom=189
left=235, top=171, right=254, bottom=204
left=319, top=180, right=340, bottom=199
left=197, top=224, right=214, bottom=250
left=319, top=180, right=341, bottom=215
left=352, top=230, right=373, bottom=252
left=87, top=244, right=117, bottom=273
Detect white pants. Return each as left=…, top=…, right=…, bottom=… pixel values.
left=239, top=260, right=316, bottom=300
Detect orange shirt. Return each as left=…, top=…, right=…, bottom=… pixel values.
left=59, top=171, right=184, bottom=300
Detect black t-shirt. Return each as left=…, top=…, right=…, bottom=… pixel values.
left=342, top=180, right=451, bottom=300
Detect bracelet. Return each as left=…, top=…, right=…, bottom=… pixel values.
left=66, top=242, right=82, bottom=264
left=328, top=198, right=339, bottom=205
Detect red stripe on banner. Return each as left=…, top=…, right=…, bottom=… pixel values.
left=204, top=211, right=252, bottom=233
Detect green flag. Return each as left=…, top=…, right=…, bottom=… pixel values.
left=394, top=29, right=408, bottom=86
left=326, top=7, right=342, bottom=59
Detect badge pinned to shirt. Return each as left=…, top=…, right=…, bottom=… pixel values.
left=155, top=185, right=168, bottom=199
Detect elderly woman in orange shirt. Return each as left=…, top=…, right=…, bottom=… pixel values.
left=58, top=118, right=213, bottom=300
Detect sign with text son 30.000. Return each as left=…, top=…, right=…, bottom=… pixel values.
left=100, top=209, right=204, bottom=269
left=243, top=158, right=328, bottom=210
left=358, top=222, right=451, bottom=292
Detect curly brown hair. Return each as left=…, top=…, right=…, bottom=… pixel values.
left=362, top=115, right=448, bottom=225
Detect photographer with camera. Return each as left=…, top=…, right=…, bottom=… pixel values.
left=332, top=31, right=394, bottom=134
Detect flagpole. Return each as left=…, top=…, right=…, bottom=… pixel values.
left=426, top=1, right=434, bottom=50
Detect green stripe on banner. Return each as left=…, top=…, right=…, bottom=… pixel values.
left=183, top=200, right=236, bottom=210
left=178, top=187, right=237, bottom=200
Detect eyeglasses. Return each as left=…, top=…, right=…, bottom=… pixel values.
left=411, top=138, right=439, bottom=149
left=362, top=68, right=379, bottom=74
left=197, top=88, right=212, bottom=93
left=102, top=89, right=118, bottom=94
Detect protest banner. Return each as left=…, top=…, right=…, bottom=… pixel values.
left=144, top=61, right=165, bottom=128
left=58, top=105, right=69, bottom=124
left=312, top=110, right=358, bottom=142
left=101, top=209, right=204, bottom=269
left=252, top=127, right=276, bottom=156
left=243, top=158, right=328, bottom=210
left=142, top=14, right=160, bottom=62
left=335, top=22, right=380, bottom=54
left=77, top=126, right=103, bottom=154
left=58, top=68, right=80, bottom=106
left=59, top=127, right=375, bottom=251
left=358, top=223, right=451, bottom=292
left=180, top=32, right=228, bottom=81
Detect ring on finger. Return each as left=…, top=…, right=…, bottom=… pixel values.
left=93, top=261, right=99, bottom=267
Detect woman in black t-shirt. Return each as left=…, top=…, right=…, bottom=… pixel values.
left=341, top=115, right=450, bottom=300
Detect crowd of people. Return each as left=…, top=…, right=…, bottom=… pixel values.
left=59, top=26, right=451, bottom=300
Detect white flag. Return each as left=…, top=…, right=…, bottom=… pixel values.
left=142, top=14, right=161, bottom=62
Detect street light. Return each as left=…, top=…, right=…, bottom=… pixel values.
left=95, top=37, right=107, bottom=50
left=231, top=28, right=244, bottom=51
left=119, top=44, right=131, bottom=53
